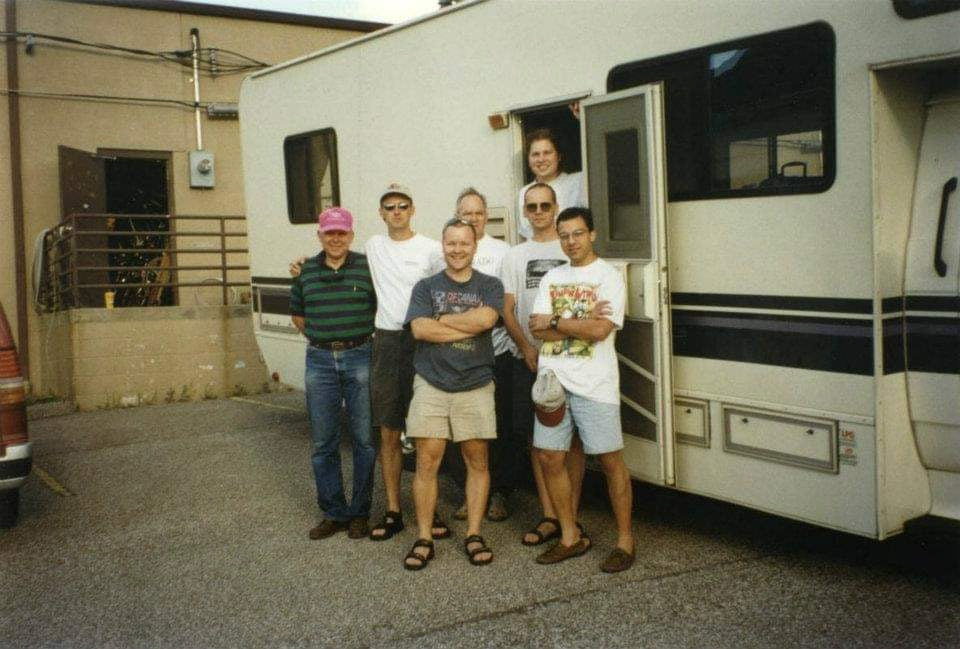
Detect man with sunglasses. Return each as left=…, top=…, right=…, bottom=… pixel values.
left=501, top=183, right=587, bottom=549
left=528, top=206, right=635, bottom=573
left=364, top=183, right=444, bottom=542
left=291, top=207, right=377, bottom=541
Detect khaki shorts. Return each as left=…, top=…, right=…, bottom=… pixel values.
left=406, top=375, right=497, bottom=442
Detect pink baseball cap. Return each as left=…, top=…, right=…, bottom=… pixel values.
left=317, top=207, right=353, bottom=233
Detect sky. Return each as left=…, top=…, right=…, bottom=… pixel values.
left=192, top=0, right=444, bottom=23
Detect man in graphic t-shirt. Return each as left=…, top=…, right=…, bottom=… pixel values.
left=528, top=206, right=636, bottom=574
left=400, top=218, right=504, bottom=570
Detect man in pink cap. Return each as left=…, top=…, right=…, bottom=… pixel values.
left=290, top=207, right=378, bottom=541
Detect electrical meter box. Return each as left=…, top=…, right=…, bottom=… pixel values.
left=189, top=149, right=215, bottom=188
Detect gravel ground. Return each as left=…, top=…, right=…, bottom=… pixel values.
left=1, top=393, right=957, bottom=648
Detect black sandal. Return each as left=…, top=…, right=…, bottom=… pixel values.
left=403, top=538, right=434, bottom=571
left=431, top=513, right=451, bottom=540
left=464, top=534, right=493, bottom=566
left=369, top=511, right=404, bottom=541
left=521, top=517, right=560, bottom=546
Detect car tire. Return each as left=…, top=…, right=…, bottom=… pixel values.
left=0, top=489, right=19, bottom=528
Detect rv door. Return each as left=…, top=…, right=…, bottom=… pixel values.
left=903, top=88, right=960, bottom=520
left=580, top=84, right=675, bottom=485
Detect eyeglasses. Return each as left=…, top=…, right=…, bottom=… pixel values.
left=525, top=202, right=554, bottom=213
left=381, top=202, right=410, bottom=212
left=558, top=229, right=589, bottom=242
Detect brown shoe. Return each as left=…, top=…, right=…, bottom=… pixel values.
left=600, top=547, right=635, bottom=573
left=347, top=517, right=369, bottom=539
left=308, top=519, right=346, bottom=540
left=535, top=537, right=591, bottom=565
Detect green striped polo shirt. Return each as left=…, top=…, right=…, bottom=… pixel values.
left=289, top=251, right=376, bottom=343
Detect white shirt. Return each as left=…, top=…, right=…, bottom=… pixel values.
left=471, top=234, right=515, bottom=357
left=532, top=257, right=625, bottom=404
left=364, top=233, right=441, bottom=331
left=501, top=238, right=566, bottom=355
left=517, top=171, right=586, bottom=240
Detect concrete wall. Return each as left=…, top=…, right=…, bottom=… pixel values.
left=42, top=304, right=270, bottom=410
left=0, top=0, right=375, bottom=398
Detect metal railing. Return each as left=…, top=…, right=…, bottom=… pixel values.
left=39, top=213, right=249, bottom=311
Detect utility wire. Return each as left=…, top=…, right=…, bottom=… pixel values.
left=0, top=31, right=270, bottom=74
left=0, top=87, right=208, bottom=110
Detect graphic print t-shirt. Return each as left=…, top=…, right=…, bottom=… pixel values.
left=532, top=258, right=625, bottom=404
left=502, top=239, right=566, bottom=354
left=404, top=270, right=504, bottom=392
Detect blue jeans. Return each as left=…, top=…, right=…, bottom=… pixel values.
left=304, top=342, right=375, bottom=521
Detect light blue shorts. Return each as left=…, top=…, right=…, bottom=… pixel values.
left=533, top=389, right=624, bottom=455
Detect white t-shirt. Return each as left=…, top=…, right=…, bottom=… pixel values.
left=471, top=234, right=516, bottom=357
left=532, top=257, right=625, bottom=404
left=364, top=233, right=441, bottom=331
left=501, top=238, right=566, bottom=355
left=517, top=171, right=586, bottom=241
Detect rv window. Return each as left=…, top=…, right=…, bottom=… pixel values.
left=893, top=0, right=960, bottom=19
left=283, top=128, right=340, bottom=224
left=604, top=128, right=644, bottom=242
left=608, top=22, right=835, bottom=201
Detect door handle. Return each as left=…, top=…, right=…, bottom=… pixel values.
left=934, top=176, right=957, bottom=278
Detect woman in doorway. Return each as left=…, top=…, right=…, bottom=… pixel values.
left=516, top=126, right=585, bottom=241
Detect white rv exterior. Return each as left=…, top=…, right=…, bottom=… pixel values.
left=238, top=0, right=960, bottom=539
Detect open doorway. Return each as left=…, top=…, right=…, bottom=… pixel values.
left=99, top=150, right=175, bottom=307
left=516, top=103, right=583, bottom=183
left=57, top=146, right=174, bottom=308
left=509, top=99, right=586, bottom=243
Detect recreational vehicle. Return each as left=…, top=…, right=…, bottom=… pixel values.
left=238, top=0, right=960, bottom=539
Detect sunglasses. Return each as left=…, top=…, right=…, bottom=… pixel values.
left=381, top=202, right=410, bottom=212
left=525, top=202, right=554, bottom=213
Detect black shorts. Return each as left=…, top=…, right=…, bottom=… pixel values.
left=371, top=328, right=416, bottom=430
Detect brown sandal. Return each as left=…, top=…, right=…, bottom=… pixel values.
left=431, top=513, right=451, bottom=540
left=369, top=511, right=404, bottom=541
left=464, top=534, right=493, bottom=566
left=403, top=538, right=435, bottom=571
left=521, top=517, right=560, bottom=546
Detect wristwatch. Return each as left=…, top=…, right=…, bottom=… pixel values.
left=549, top=315, right=561, bottom=330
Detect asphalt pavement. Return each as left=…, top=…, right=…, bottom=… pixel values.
left=2, top=393, right=958, bottom=648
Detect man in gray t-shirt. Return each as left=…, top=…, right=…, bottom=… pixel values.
left=400, top=218, right=504, bottom=570
left=406, top=266, right=503, bottom=391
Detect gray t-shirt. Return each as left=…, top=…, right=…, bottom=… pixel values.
left=404, top=269, right=504, bottom=392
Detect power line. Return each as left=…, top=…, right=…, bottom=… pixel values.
left=0, top=31, right=271, bottom=75
left=0, top=87, right=207, bottom=110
